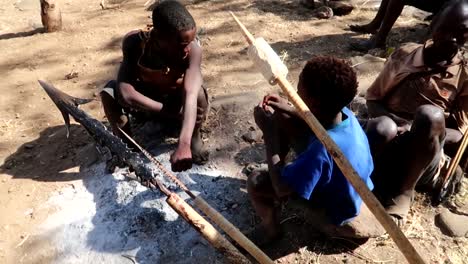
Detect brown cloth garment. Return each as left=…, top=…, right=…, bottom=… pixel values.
left=366, top=42, right=468, bottom=134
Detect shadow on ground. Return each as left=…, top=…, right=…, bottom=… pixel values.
left=0, top=124, right=98, bottom=182
left=0, top=28, right=44, bottom=40
left=268, top=25, right=429, bottom=67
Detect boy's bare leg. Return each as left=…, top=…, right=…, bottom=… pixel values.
left=191, top=87, right=209, bottom=164
left=247, top=170, right=281, bottom=241
left=100, top=86, right=133, bottom=145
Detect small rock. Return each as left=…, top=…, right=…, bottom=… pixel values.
left=327, top=1, right=354, bottom=16
left=65, top=71, right=79, bottom=80
left=242, top=131, right=258, bottom=143
left=435, top=208, right=468, bottom=237
left=311, top=6, right=333, bottom=19
left=15, top=113, right=20, bottom=119
left=231, top=203, right=238, bottom=209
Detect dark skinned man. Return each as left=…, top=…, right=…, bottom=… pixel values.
left=364, top=0, right=468, bottom=226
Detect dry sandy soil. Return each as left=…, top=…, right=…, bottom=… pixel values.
left=0, top=0, right=467, bottom=263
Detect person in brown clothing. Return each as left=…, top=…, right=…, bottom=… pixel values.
left=364, top=0, right=468, bottom=225
left=100, top=1, right=209, bottom=172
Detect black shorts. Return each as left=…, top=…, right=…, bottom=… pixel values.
left=101, top=80, right=208, bottom=119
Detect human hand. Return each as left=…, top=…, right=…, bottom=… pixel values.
left=263, top=94, right=295, bottom=114
left=170, top=145, right=192, bottom=172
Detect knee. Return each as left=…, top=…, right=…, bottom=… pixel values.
left=366, top=116, right=398, bottom=143
left=100, top=80, right=129, bottom=106
left=412, top=105, right=445, bottom=140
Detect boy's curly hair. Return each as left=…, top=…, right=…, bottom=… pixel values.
left=300, top=56, right=358, bottom=117
left=152, top=0, right=195, bottom=35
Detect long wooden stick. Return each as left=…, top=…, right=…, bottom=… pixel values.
left=118, top=128, right=274, bottom=264
left=230, top=12, right=425, bottom=264
left=166, top=193, right=250, bottom=264
left=122, top=172, right=249, bottom=263
left=442, top=130, right=468, bottom=188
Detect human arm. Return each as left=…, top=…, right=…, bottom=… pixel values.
left=170, top=42, right=203, bottom=172
left=263, top=94, right=300, bottom=119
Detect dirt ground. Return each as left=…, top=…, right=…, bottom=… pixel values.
left=0, top=0, right=467, bottom=263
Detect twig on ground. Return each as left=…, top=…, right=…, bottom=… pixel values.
left=121, top=254, right=137, bottom=264
left=280, top=214, right=298, bottom=224
left=332, top=237, right=393, bottom=263
left=15, top=234, right=30, bottom=248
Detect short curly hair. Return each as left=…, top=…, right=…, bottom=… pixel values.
left=152, top=0, right=196, bottom=35
left=299, top=56, right=357, bottom=118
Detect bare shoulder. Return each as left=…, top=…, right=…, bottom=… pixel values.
left=122, top=30, right=143, bottom=56
left=190, top=40, right=202, bottom=58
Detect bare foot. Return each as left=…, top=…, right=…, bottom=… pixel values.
left=349, top=23, right=379, bottom=34
left=245, top=225, right=282, bottom=247
left=385, top=191, right=414, bottom=227
left=349, top=36, right=386, bottom=52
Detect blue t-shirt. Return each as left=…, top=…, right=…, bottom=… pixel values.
left=281, top=107, right=374, bottom=225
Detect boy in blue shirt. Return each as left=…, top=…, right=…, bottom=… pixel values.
left=248, top=56, right=374, bottom=243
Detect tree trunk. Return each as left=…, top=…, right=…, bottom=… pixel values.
left=40, top=0, right=62, bottom=32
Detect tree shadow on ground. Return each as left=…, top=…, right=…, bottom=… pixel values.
left=0, top=124, right=99, bottom=182
left=268, top=24, right=429, bottom=68
left=0, top=28, right=44, bottom=40
left=251, top=0, right=317, bottom=21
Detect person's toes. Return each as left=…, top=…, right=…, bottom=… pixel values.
left=389, top=214, right=405, bottom=227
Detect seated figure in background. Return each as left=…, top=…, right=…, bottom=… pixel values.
left=363, top=0, right=468, bottom=225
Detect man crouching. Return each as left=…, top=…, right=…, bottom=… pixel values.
left=248, top=56, right=374, bottom=243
